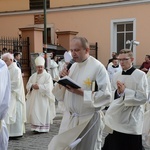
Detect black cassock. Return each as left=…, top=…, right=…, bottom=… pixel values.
left=102, top=67, right=144, bottom=150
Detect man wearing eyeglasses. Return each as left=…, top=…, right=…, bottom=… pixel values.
left=103, top=49, right=149, bottom=150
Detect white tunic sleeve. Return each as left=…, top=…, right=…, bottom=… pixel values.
left=107, top=65, right=113, bottom=81
left=83, top=64, right=112, bottom=108
left=52, top=83, right=66, bottom=101
left=0, top=64, right=11, bottom=120
left=10, top=68, right=21, bottom=92
left=50, top=60, right=58, bottom=68
left=0, top=61, right=10, bottom=150
left=38, top=74, right=55, bottom=102
left=26, top=75, right=34, bottom=92
left=124, top=74, right=148, bottom=106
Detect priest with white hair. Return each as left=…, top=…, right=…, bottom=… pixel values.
left=0, top=59, right=11, bottom=150
left=26, top=55, right=56, bottom=132
left=2, top=53, right=26, bottom=138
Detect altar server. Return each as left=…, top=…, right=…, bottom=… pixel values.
left=103, top=49, right=148, bottom=150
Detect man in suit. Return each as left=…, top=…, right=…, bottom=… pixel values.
left=14, top=52, right=23, bottom=74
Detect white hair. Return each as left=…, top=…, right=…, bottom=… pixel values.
left=2, top=53, right=14, bottom=60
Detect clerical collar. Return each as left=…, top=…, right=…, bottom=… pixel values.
left=122, top=66, right=136, bottom=75
left=82, top=56, right=89, bottom=62
left=14, top=59, right=17, bottom=62
left=78, top=56, right=89, bottom=67
left=112, top=65, right=119, bottom=68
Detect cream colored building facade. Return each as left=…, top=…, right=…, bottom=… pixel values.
left=0, top=0, right=150, bottom=66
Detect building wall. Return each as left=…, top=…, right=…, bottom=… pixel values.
left=48, top=3, right=150, bottom=66
left=0, top=2, right=150, bottom=66
left=0, top=0, right=120, bottom=12
left=0, top=14, right=33, bottom=37
left=50, top=0, right=119, bottom=8
left=0, top=0, right=29, bottom=12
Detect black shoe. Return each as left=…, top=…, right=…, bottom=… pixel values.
left=9, top=136, right=23, bottom=140
left=142, top=146, right=145, bottom=150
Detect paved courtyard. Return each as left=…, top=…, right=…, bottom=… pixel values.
left=8, top=116, right=61, bottom=150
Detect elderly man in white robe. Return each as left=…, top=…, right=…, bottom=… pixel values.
left=0, top=59, right=11, bottom=150
left=48, top=37, right=112, bottom=150
left=26, top=56, right=56, bottom=132
left=2, top=53, right=26, bottom=138
left=103, top=49, right=148, bottom=150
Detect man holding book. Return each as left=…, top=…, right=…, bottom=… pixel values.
left=48, top=36, right=112, bottom=150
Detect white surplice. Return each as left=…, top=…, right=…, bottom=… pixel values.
left=142, top=73, right=150, bottom=150
left=48, top=56, right=112, bottom=150
left=5, top=62, right=26, bottom=137
left=0, top=59, right=11, bottom=150
left=105, top=69, right=148, bottom=135
left=26, top=70, right=56, bottom=132
left=58, top=59, right=66, bottom=73
left=49, top=59, right=59, bottom=80
left=107, top=64, right=122, bottom=82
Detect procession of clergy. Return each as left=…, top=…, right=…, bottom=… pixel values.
left=0, top=36, right=150, bottom=150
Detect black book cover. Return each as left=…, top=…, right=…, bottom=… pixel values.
left=57, top=76, right=81, bottom=89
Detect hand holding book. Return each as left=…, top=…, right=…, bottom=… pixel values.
left=57, top=76, right=81, bottom=89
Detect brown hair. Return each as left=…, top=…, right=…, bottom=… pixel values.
left=119, top=49, right=133, bottom=58
left=146, top=55, right=150, bottom=60
left=72, top=36, right=90, bottom=49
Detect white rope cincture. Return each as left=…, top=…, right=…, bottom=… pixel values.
left=69, top=112, right=99, bottom=149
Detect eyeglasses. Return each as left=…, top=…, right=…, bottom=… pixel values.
left=117, top=58, right=130, bottom=62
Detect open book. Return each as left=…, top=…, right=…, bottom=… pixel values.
left=57, top=76, right=81, bottom=89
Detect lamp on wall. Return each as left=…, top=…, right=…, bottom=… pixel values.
left=126, top=40, right=140, bottom=50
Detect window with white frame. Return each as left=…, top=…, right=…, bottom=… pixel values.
left=116, top=23, right=133, bottom=53
left=110, top=18, right=136, bottom=54
left=111, top=18, right=136, bottom=64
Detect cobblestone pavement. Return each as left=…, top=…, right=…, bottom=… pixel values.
left=8, top=117, right=61, bottom=150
